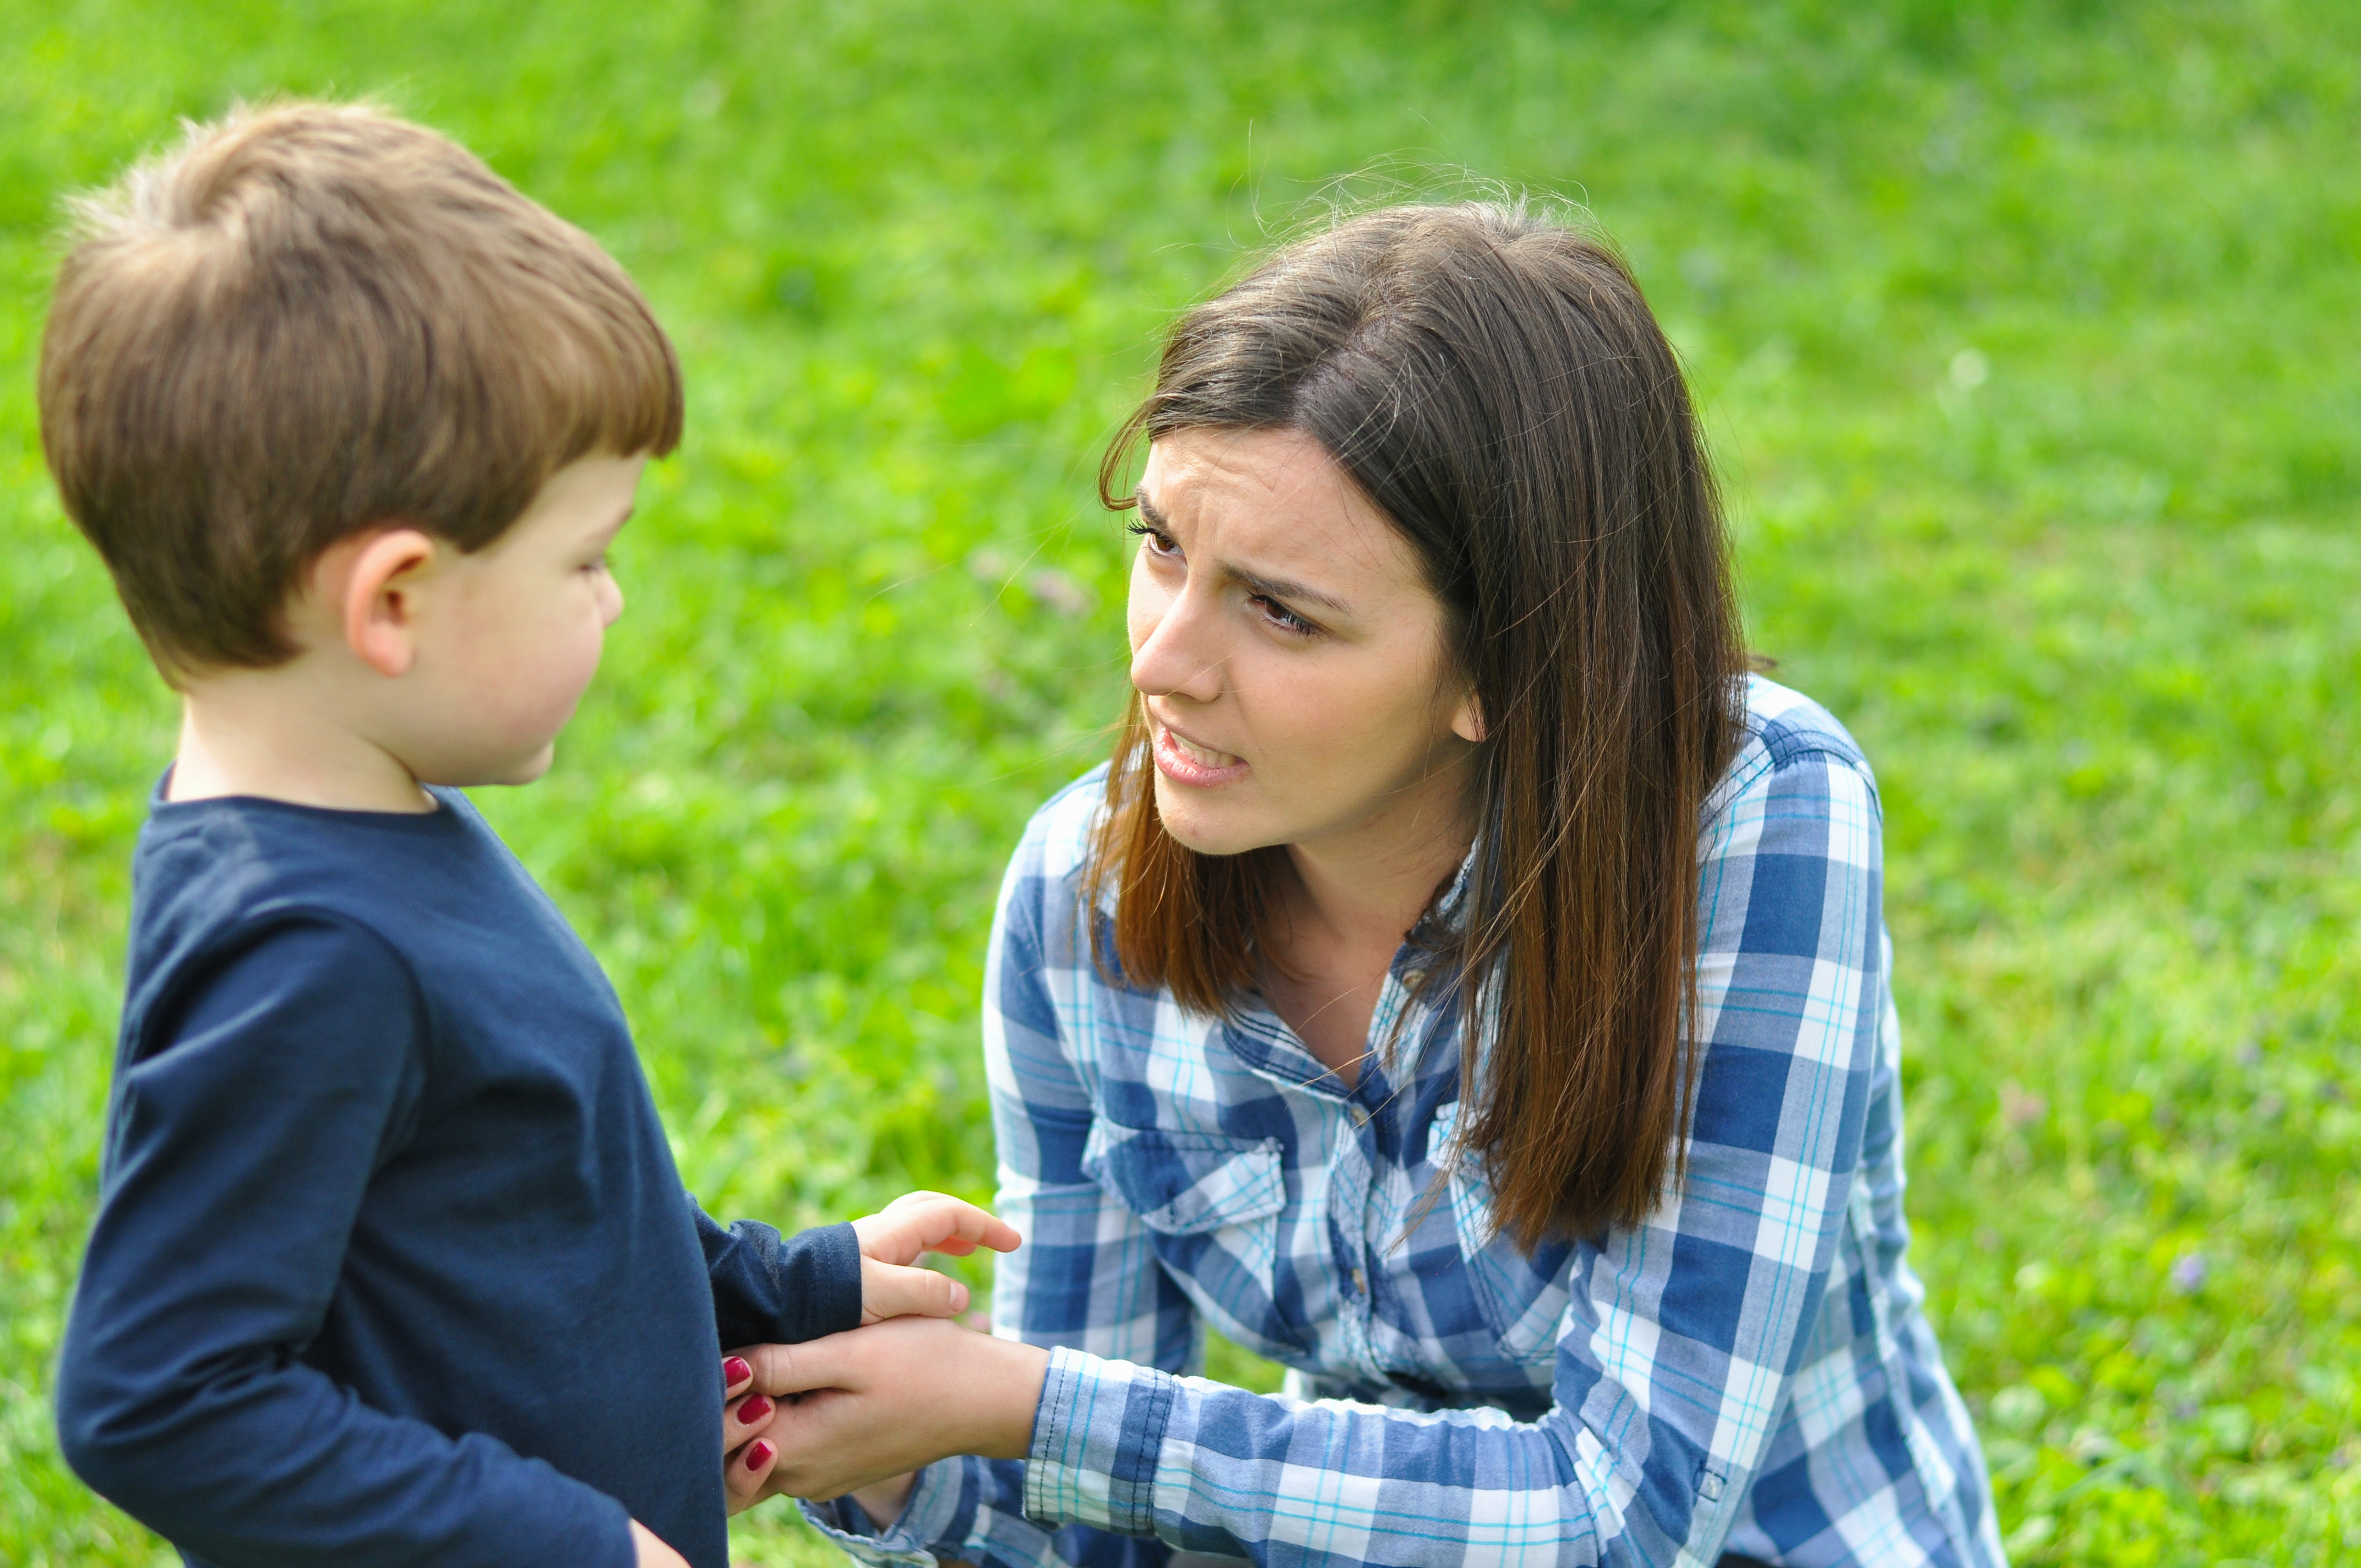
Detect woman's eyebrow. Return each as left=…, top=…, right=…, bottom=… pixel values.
left=1135, top=492, right=1353, bottom=614
left=1229, top=565, right=1351, bottom=615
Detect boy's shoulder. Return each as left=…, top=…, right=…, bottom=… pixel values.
left=123, top=785, right=565, bottom=1032
left=133, top=783, right=488, bottom=924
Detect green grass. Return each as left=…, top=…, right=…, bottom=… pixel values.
left=3, top=2, right=2358, bottom=1562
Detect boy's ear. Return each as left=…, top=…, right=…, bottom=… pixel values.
left=324, top=528, right=440, bottom=678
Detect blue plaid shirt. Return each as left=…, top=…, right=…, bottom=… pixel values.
left=806, top=677, right=2004, bottom=1567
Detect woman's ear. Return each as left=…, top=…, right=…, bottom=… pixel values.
left=1450, top=690, right=1487, bottom=744
left=322, top=528, right=440, bottom=678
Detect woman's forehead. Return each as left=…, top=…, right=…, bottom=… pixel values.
left=1140, top=429, right=1415, bottom=595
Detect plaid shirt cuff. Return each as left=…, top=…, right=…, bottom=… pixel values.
left=1022, top=1346, right=1177, bottom=1537
left=795, top=1458, right=965, bottom=1567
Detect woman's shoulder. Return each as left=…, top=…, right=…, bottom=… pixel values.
left=1707, top=674, right=1883, bottom=831
left=1004, top=761, right=1112, bottom=896
left=1725, top=674, right=1876, bottom=785
left=1739, top=673, right=1872, bottom=771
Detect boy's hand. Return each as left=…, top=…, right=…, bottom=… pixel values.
left=630, top=1520, right=690, bottom=1567
left=851, top=1191, right=1021, bottom=1325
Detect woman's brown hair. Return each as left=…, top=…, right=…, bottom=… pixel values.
left=1087, top=202, right=1747, bottom=1245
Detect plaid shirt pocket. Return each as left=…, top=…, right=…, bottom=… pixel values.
left=1082, top=1123, right=1293, bottom=1343
left=1427, top=1099, right=1575, bottom=1364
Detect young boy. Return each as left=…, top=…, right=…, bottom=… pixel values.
left=41, top=102, right=1015, bottom=1568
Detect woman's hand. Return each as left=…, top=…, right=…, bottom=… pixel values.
left=720, top=1316, right=1050, bottom=1509
left=720, top=1353, right=784, bottom=1516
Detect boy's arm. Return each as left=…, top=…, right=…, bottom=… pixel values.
left=695, top=1207, right=863, bottom=1347
left=697, top=1193, right=1016, bottom=1347
left=56, top=917, right=641, bottom=1568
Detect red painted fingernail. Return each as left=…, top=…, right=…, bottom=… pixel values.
left=738, top=1394, right=773, bottom=1424
left=745, top=1440, right=775, bottom=1472
left=722, top=1357, right=751, bottom=1386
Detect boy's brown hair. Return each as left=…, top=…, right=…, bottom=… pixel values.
left=39, top=101, right=683, bottom=679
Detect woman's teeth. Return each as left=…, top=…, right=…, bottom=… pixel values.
left=1171, top=733, right=1239, bottom=767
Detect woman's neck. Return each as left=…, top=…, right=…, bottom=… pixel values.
left=1282, top=821, right=1468, bottom=961
left=1263, top=773, right=1476, bottom=1084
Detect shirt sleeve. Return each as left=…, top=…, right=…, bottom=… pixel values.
left=55, top=915, right=638, bottom=1568
left=700, top=1210, right=862, bottom=1347
left=799, top=808, right=1188, bottom=1567
left=968, top=745, right=1885, bottom=1566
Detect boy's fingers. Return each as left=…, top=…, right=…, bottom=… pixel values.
left=859, top=1256, right=970, bottom=1322
left=854, top=1195, right=1024, bottom=1264
left=920, top=1215, right=1019, bottom=1256
left=911, top=1194, right=1021, bottom=1254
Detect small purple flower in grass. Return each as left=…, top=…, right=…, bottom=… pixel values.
left=2169, top=1252, right=2208, bottom=1293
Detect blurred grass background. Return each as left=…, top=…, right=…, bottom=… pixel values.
left=3, top=1, right=2357, bottom=1562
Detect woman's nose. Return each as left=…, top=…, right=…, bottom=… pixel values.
left=1129, top=591, right=1226, bottom=704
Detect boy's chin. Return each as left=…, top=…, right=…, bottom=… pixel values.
left=489, top=742, right=559, bottom=785
left=417, top=741, right=559, bottom=790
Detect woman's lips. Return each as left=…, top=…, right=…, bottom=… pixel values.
left=1152, top=722, right=1249, bottom=787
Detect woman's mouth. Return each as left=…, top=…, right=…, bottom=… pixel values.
left=1152, top=722, right=1249, bottom=787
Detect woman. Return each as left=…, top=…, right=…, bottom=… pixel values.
left=726, top=203, right=2005, bottom=1568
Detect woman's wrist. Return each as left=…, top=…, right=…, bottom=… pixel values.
left=848, top=1471, right=920, bottom=1529
left=960, top=1336, right=1051, bottom=1460
left=840, top=1339, right=1043, bottom=1536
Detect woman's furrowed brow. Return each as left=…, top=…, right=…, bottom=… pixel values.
left=1135, top=493, right=1353, bottom=614
left=1226, top=565, right=1351, bottom=614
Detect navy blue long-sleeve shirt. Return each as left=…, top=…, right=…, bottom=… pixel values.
left=56, top=785, right=861, bottom=1568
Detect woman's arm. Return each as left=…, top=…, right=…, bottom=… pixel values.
left=785, top=785, right=1201, bottom=1566
left=760, top=743, right=1889, bottom=1565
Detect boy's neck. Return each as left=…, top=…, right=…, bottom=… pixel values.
left=171, top=670, right=436, bottom=814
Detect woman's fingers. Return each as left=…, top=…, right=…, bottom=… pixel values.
left=724, top=1388, right=781, bottom=1452
left=722, top=1431, right=780, bottom=1516
left=747, top=1320, right=1052, bottom=1500
left=737, top=1333, right=865, bottom=1398
left=859, top=1256, right=970, bottom=1322
left=721, top=1368, right=788, bottom=1515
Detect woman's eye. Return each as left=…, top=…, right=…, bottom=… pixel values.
left=1125, top=522, right=1179, bottom=558
left=1253, top=595, right=1318, bottom=638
